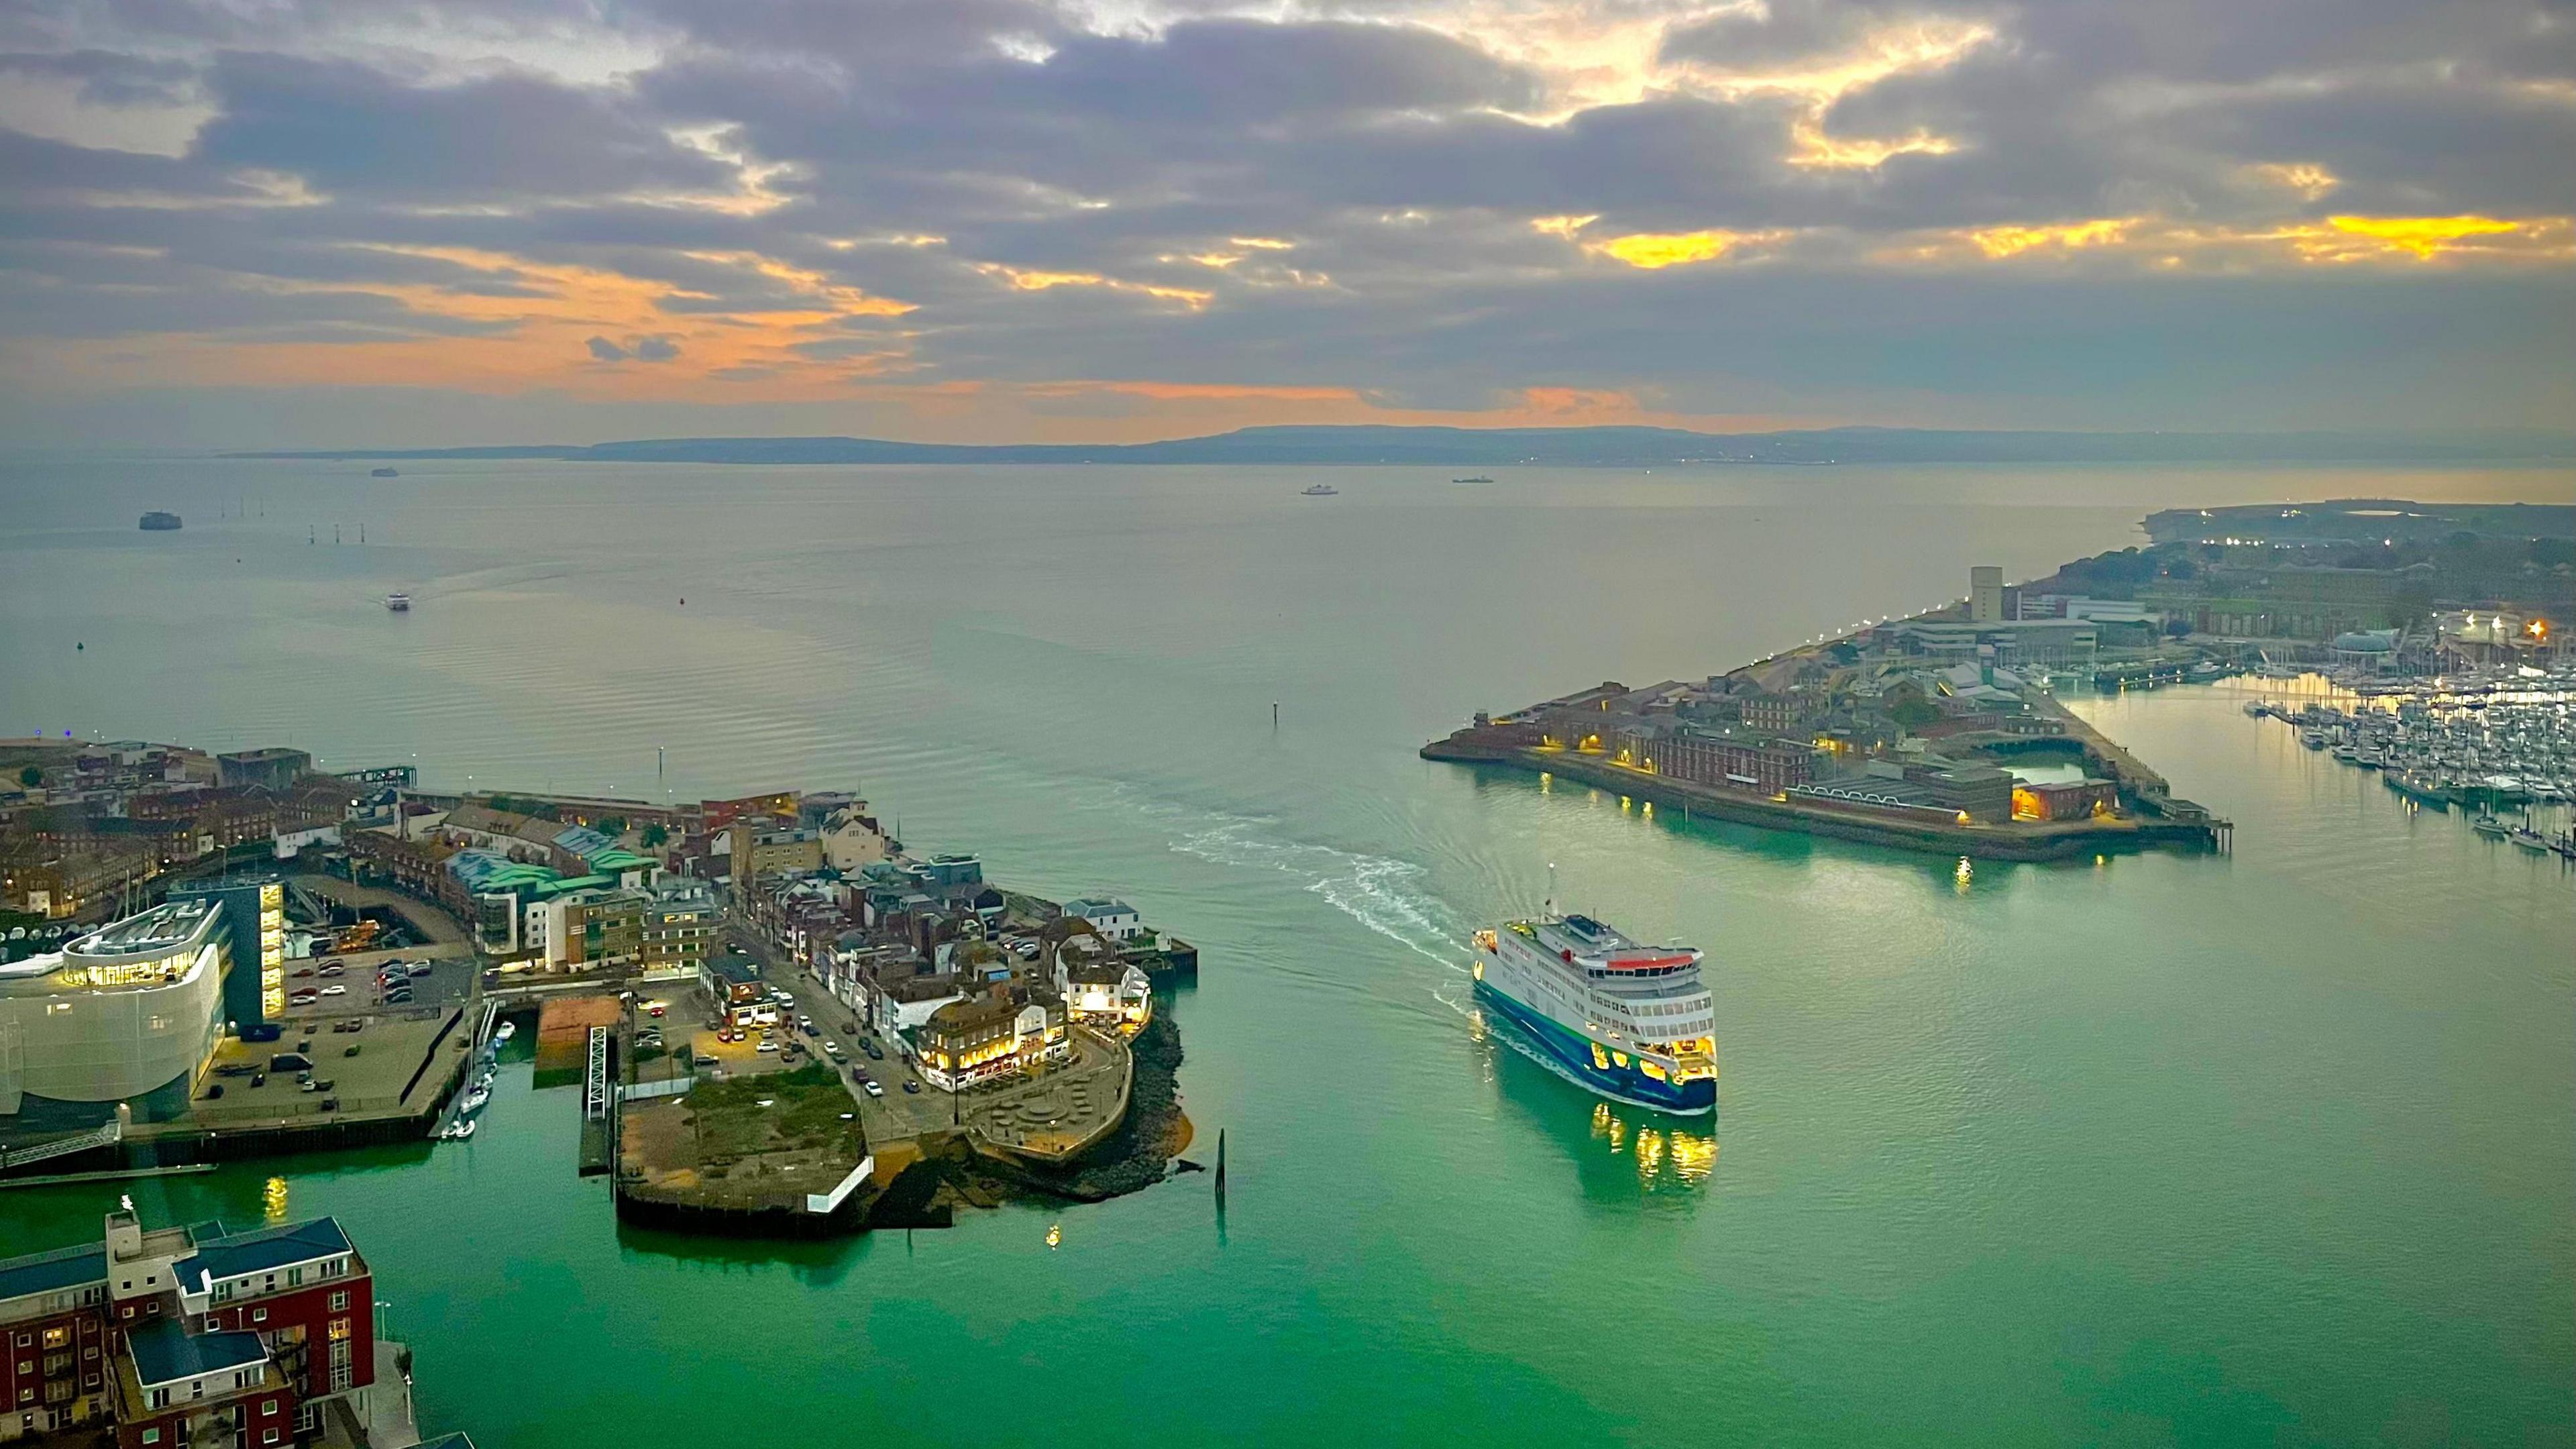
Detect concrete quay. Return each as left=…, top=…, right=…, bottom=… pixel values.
left=1424, top=739, right=2220, bottom=861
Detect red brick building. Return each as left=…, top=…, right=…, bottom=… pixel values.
left=1619, top=729, right=1816, bottom=795
left=0, top=1211, right=374, bottom=1446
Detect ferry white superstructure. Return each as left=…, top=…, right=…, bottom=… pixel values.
left=1472, top=913, right=1717, bottom=1115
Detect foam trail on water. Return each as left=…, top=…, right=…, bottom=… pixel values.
left=1165, top=812, right=1468, bottom=966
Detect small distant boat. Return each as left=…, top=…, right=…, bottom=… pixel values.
left=385, top=592, right=411, bottom=612
left=370, top=466, right=400, bottom=478
left=459, top=1087, right=490, bottom=1115
left=440, top=1119, right=476, bottom=1142
left=2470, top=814, right=2509, bottom=839
left=139, top=511, right=182, bottom=531
left=2509, top=826, right=2551, bottom=853
left=1300, top=483, right=1339, bottom=496
left=494, top=1020, right=516, bottom=1042
left=1452, top=476, right=1495, bottom=485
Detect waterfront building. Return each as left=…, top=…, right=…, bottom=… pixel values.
left=1897, top=617, right=2099, bottom=666
left=1055, top=934, right=1151, bottom=1034
left=914, top=986, right=1069, bottom=1091
left=164, top=876, right=286, bottom=1031
left=212, top=749, right=309, bottom=794
left=1970, top=566, right=2006, bottom=623
left=641, top=882, right=719, bottom=976
left=725, top=822, right=822, bottom=881
left=0, top=899, right=229, bottom=1128
left=1058, top=898, right=1142, bottom=943
left=2011, top=779, right=2119, bottom=822
left=534, top=889, right=645, bottom=969
left=0, top=1209, right=376, bottom=1445
left=1613, top=724, right=1815, bottom=796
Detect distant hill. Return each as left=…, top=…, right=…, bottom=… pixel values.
left=229, top=425, right=2576, bottom=467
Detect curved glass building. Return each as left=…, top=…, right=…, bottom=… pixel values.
left=0, top=898, right=228, bottom=1129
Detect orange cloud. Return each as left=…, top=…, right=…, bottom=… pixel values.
left=1965, top=217, right=2137, bottom=258
left=1589, top=229, right=1784, bottom=268
left=973, top=263, right=1213, bottom=308
left=2323, top=214, right=2522, bottom=259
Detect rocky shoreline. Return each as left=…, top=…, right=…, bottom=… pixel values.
left=864, top=1012, right=1191, bottom=1224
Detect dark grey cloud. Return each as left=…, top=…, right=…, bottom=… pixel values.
left=193, top=52, right=735, bottom=203
left=0, top=0, right=2569, bottom=441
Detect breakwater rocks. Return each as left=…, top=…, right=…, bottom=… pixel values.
left=871, top=1015, right=1191, bottom=1221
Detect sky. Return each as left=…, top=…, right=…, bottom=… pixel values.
left=1, top=0, right=2571, bottom=448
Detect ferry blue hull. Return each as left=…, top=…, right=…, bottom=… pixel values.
left=1475, top=979, right=1715, bottom=1116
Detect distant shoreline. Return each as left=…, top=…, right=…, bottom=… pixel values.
left=216, top=423, right=2576, bottom=469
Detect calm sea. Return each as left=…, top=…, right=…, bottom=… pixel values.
left=3, top=458, right=2571, bottom=1446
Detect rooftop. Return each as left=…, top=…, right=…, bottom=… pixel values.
left=0, top=1240, right=107, bottom=1305
left=68, top=897, right=219, bottom=957
left=171, top=1216, right=354, bottom=1291
left=125, top=1318, right=268, bottom=1388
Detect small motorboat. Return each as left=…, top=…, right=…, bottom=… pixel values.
left=460, top=1088, right=490, bottom=1115
left=385, top=592, right=411, bottom=612
left=440, top=1119, right=476, bottom=1142
left=494, top=1020, right=516, bottom=1042
left=2469, top=814, right=2509, bottom=839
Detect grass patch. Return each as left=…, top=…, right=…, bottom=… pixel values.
left=690, top=1065, right=863, bottom=1164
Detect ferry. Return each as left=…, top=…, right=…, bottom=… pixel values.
left=1471, top=912, right=1716, bottom=1116
left=1300, top=483, right=1340, bottom=496
left=385, top=592, right=411, bottom=612
left=1452, top=476, right=1495, bottom=485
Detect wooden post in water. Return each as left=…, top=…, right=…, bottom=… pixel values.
left=1214, top=1128, right=1227, bottom=1202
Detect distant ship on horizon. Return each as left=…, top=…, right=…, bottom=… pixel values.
left=1451, top=476, right=1495, bottom=484
left=139, top=511, right=182, bottom=531
left=370, top=466, right=400, bottom=478
left=1300, top=482, right=1339, bottom=496
left=386, top=592, right=411, bottom=612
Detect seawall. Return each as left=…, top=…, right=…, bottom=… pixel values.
left=1423, top=740, right=2218, bottom=861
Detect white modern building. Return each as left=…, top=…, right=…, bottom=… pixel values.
left=1060, top=898, right=1143, bottom=943
left=0, top=899, right=229, bottom=1128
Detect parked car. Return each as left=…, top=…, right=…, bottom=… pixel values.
left=385, top=991, right=413, bottom=1006
left=407, top=960, right=432, bottom=974
left=291, top=966, right=315, bottom=978
left=645, top=1004, right=666, bottom=1018
left=823, top=1040, right=843, bottom=1057
left=250, top=1072, right=267, bottom=1088
left=863, top=1081, right=884, bottom=1097
left=716, top=1029, right=736, bottom=1043
left=902, top=1079, right=920, bottom=1094
left=317, top=964, right=345, bottom=978
left=215, top=1063, right=260, bottom=1077
left=320, top=984, right=347, bottom=997
left=201, top=1083, right=225, bottom=1100
left=693, top=1053, right=719, bottom=1068
left=862, top=1040, right=883, bottom=1061
left=756, top=1040, right=780, bottom=1054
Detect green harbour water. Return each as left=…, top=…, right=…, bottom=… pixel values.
left=2, top=458, right=2571, bottom=1446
